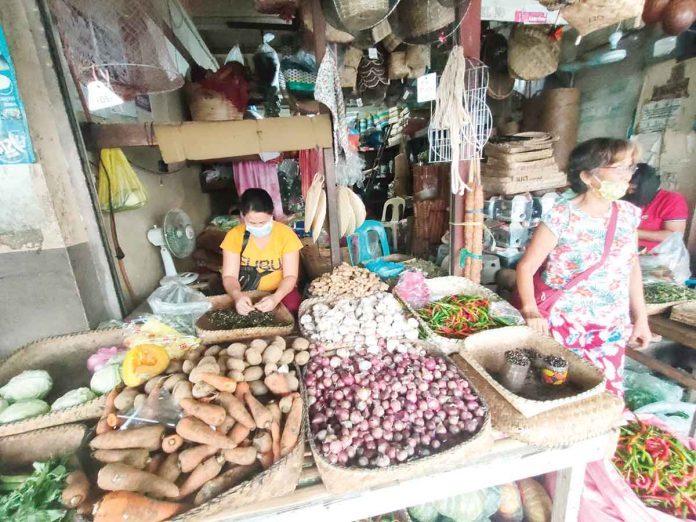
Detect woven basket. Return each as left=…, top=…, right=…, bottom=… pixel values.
left=195, top=293, right=294, bottom=344
left=482, top=174, right=568, bottom=196
left=460, top=326, right=607, bottom=417
left=170, top=410, right=306, bottom=521
left=0, top=423, right=87, bottom=472
left=561, top=0, right=644, bottom=36
left=670, top=301, right=696, bottom=327
left=388, top=51, right=410, bottom=79
left=307, top=342, right=494, bottom=494
left=323, top=0, right=394, bottom=32
left=185, top=83, right=244, bottom=122
left=391, top=0, right=455, bottom=40
left=401, top=276, right=509, bottom=354
left=646, top=299, right=693, bottom=316
left=453, top=355, right=623, bottom=448
left=300, top=239, right=351, bottom=281
left=0, top=328, right=125, bottom=437
left=508, top=25, right=560, bottom=81
left=300, top=0, right=355, bottom=43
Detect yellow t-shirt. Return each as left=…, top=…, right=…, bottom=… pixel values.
left=220, top=222, right=303, bottom=292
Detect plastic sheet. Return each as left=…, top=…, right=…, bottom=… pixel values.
left=624, top=370, right=683, bottom=411
left=640, top=232, right=691, bottom=284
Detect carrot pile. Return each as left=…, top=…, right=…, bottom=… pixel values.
left=74, top=337, right=306, bottom=521
left=614, top=421, right=696, bottom=519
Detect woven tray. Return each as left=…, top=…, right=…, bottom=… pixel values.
left=0, top=328, right=125, bottom=437
left=482, top=174, right=568, bottom=196
left=671, top=301, right=696, bottom=327
left=646, top=299, right=693, bottom=316
left=170, top=410, right=306, bottom=521
left=400, top=276, right=511, bottom=355
left=453, top=355, right=623, bottom=448
left=0, top=423, right=87, bottom=472
left=196, top=293, right=295, bottom=345
left=306, top=343, right=494, bottom=494
left=460, top=326, right=607, bottom=417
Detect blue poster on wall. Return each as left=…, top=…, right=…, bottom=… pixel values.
left=0, top=24, right=35, bottom=165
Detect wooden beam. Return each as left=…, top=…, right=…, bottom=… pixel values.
left=626, top=348, right=696, bottom=391
left=649, top=314, right=696, bottom=351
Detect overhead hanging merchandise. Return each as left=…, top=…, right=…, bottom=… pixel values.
left=507, top=25, right=561, bottom=81
left=322, top=0, right=403, bottom=33
left=48, top=0, right=184, bottom=98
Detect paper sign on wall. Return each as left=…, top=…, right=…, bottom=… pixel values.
left=417, top=73, right=437, bottom=103
left=0, top=25, right=35, bottom=165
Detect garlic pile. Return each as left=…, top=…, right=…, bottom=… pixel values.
left=300, top=292, right=419, bottom=347
left=308, top=263, right=388, bottom=298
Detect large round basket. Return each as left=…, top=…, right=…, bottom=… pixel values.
left=0, top=423, right=87, bottom=472
left=195, top=293, right=295, bottom=345
left=389, top=0, right=456, bottom=44
left=0, top=329, right=126, bottom=437
left=460, top=326, right=607, bottom=418
left=508, top=25, right=560, bottom=81
left=323, top=0, right=399, bottom=32
left=305, top=341, right=493, bottom=494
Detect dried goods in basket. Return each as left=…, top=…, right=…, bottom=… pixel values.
left=196, top=294, right=294, bottom=344
left=644, top=282, right=696, bottom=315
left=460, top=326, right=607, bottom=417
left=304, top=340, right=493, bottom=493
left=0, top=329, right=126, bottom=437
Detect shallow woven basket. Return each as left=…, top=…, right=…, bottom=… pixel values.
left=0, top=423, right=87, bottom=472
left=0, top=328, right=125, bottom=437
left=306, top=342, right=494, bottom=494
left=670, top=301, right=696, bottom=327
left=646, top=299, right=693, bottom=316
left=508, top=25, right=560, bottom=81
left=460, top=326, right=607, bottom=417
left=324, top=0, right=394, bottom=32
left=185, top=83, right=244, bottom=122
left=391, top=0, right=455, bottom=40
left=170, top=410, right=306, bottom=521
left=401, top=276, right=512, bottom=354
left=195, top=293, right=294, bottom=344
left=453, top=355, right=623, bottom=448
left=300, top=0, right=355, bottom=43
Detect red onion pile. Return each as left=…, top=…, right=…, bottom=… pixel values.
left=305, top=340, right=486, bottom=469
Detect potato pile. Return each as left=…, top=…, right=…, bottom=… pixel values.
left=85, top=338, right=305, bottom=519
left=308, top=263, right=388, bottom=298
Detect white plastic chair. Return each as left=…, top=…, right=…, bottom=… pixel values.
left=381, top=197, right=405, bottom=252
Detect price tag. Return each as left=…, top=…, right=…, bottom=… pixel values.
left=368, top=47, right=378, bottom=60
left=356, top=98, right=363, bottom=107
left=416, top=72, right=437, bottom=103
left=87, top=80, right=123, bottom=111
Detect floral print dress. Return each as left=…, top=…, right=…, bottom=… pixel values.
left=542, top=199, right=641, bottom=395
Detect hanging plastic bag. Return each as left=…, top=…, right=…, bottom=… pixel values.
left=639, top=232, right=691, bottom=284
left=97, top=148, right=148, bottom=212
left=147, top=282, right=212, bottom=333
left=635, top=401, right=696, bottom=438
left=224, top=44, right=245, bottom=66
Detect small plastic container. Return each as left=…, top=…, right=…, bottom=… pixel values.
left=541, top=355, right=569, bottom=386
left=500, top=350, right=530, bottom=393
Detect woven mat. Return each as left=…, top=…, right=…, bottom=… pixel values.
left=452, top=355, right=624, bottom=448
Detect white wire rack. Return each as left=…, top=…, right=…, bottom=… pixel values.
left=428, top=58, right=492, bottom=163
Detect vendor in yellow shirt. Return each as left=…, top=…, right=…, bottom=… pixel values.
left=221, top=188, right=303, bottom=314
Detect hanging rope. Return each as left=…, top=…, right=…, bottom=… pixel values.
left=432, top=45, right=475, bottom=195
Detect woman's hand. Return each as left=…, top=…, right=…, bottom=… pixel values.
left=234, top=294, right=254, bottom=316
left=255, top=295, right=279, bottom=313
left=628, top=317, right=652, bottom=350
left=522, top=308, right=549, bottom=336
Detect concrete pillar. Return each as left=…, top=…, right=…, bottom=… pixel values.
left=0, top=0, right=121, bottom=355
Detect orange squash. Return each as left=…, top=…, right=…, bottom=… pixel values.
left=122, top=344, right=170, bottom=387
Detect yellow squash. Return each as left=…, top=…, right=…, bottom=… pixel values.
left=122, top=344, right=170, bottom=387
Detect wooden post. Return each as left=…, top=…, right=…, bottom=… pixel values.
left=452, top=0, right=482, bottom=278
left=311, top=0, right=342, bottom=267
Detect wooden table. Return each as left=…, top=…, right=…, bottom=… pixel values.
left=207, top=432, right=618, bottom=522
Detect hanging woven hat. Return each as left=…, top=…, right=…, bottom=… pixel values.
left=482, top=31, right=515, bottom=100
left=507, top=25, right=561, bottom=81
left=322, top=0, right=402, bottom=33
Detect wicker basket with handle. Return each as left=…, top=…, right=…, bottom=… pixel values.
left=195, top=293, right=294, bottom=345
left=0, top=328, right=126, bottom=437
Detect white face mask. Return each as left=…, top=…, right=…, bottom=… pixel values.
left=246, top=221, right=273, bottom=238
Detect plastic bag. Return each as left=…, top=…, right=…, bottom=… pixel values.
left=635, top=401, right=696, bottom=437
left=489, top=301, right=525, bottom=326
left=408, top=486, right=501, bottom=522
left=147, top=282, right=211, bottom=330
left=224, top=44, right=245, bottom=65
left=97, top=148, right=147, bottom=212
left=640, top=232, right=691, bottom=284
left=394, top=270, right=431, bottom=309
left=624, top=370, right=683, bottom=411
left=124, top=315, right=201, bottom=359
left=119, top=387, right=181, bottom=429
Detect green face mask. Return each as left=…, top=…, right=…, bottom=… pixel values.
left=593, top=175, right=629, bottom=201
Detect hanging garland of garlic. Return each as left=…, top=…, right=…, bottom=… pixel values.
left=299, top=292, right=420, bottom=348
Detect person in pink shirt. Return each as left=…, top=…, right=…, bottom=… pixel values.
left=624, top=163, right=689, bottom=251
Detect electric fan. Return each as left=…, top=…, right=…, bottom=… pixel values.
left=147, top=208, right=198, bottom=285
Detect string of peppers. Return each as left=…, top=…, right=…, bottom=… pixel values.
left=416, top=295, right=500, bottom=339
left=614, top=421, right=696, bottom=519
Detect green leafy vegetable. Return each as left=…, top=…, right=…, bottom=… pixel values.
left=0, top=459, right=69, bottom=521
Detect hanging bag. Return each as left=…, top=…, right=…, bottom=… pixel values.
left=97, top=148, right=147, bottom=212
left=238, top=231, right=273, bottom=291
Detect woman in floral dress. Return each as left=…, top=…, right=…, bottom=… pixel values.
left=515, top=138, right=652, bottom=395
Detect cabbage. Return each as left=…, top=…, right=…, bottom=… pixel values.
left=0, top=398, right=7, bottom=414
left=0, top=370, right=52, bottom=402
left=408, top=504, right=440, bottom=522
left=0, top=399, right=50, bottom=424
left=90, top=365, right=122, bottom=395
left=51, top=387, right=97, bottom=411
